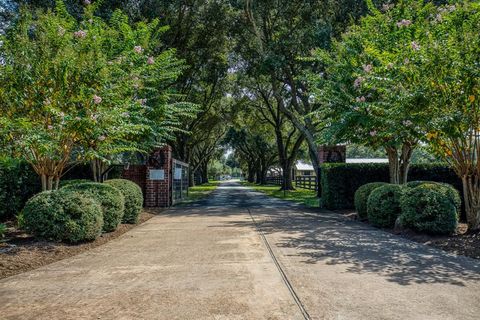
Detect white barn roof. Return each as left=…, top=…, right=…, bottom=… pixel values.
left=295, top=158, right=388, bottom=171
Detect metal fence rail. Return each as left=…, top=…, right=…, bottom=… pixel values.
left=295, top=176, right=318, bottom=191
left=172, top=159, right=189, bottom=204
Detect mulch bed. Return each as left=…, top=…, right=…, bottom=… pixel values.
left=335, top=209, right=480, bottom=260
left=0, top=210, right=157, bottom=280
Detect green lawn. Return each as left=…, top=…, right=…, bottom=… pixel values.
left=241, top=181, right=319, bottom=207
left=180, top=180, right=222, bottom=203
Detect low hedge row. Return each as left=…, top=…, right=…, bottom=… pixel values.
left=355, top=181, right=459, bottom=234
left=320, top=163, right=462, bottom=211
left=22, top=179, right=143, bottom=243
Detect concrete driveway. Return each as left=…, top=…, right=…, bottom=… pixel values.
left=1, top=181, right=480, bottom=319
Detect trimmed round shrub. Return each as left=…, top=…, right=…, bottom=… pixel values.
left=354, top=182, right=388, bottom=220
left=23, top=189, right=103, bottom=242
left=63, top=183, right=125, bottom=232
left=406, top=181, right=461, bottom=213
left=406, top=180, right=430, bottom=188
left=59, top=179, right=92, bottom=188
left=367, top=184, right=404, bottom=228
left=105, top=179, right=143, bottom=223
left=400, top=185, right=458, bottom=234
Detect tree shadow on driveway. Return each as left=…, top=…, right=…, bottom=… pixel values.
left=170, top=184, right=480, bottom=287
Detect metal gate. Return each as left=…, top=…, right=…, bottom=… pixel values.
left=172, top=159, right=189, bottom=204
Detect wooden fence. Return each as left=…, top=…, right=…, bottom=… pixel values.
left=265, top=176, right=283, bottom=185
left=295, top=176, right=318, bottom=191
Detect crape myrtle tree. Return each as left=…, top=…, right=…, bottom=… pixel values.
left=0, top=1, right=193, bottom=189
left=310, top=0, right=436, bottom=184
left=21, top=0, right=227, bottom=185
left=417, top=1, right=480, bottom=230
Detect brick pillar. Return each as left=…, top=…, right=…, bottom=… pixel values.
left=317, top=145, right=346, bottom=164
left=145, top=146, right=172, bottom=208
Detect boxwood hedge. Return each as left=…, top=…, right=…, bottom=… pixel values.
left=62, top=182, right=125, bottom=232
left=400, top=185, right=458, bottom=234
left=23, top=189, right=103, bottom=242
left=105, top=179, right=143, bottom=223
left=354, top=182, right=388, bottom=220
left=367, top=184, right=405, bottom=228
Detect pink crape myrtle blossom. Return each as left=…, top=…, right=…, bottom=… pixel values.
left=136, top=98, right=147, bottom=106
left=369, top=130, right=377, bottom=137
left=411, top=41, right=420, bottom=51
left=134, top=46, right=143, bottom=54
left=147, top=57, right=155, bottom=65
left=93, top=95, right=102, bottom=104
left=382, top=3, right=394, bottom=12
left=73, top=30, right=87, bottom=38
left=356, top=96, right=366, bottom=103
left=362, top=64, right=373, bottom=73
left=396, top=19, right=412, bottom=27
left=354, top=77, right=364, bottom=89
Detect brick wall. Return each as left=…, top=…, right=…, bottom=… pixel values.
left=121, top=165, right=147, bottom=198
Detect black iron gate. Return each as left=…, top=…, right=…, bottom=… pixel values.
left=172, top=159, right=189, bottom=204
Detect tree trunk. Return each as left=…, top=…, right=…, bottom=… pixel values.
left=189, top=169, right=195, bottom=187
left=41, top=174, right=47, bottom=191
left=399, top=143, right=414, bottom=184
left=91, top=159, right=108, bottom=183
left=386, top=147, right=400, bottom=184
left=308, top=146, right=321, bottom=197
left=280, top=162, right=294, bottom=190
left=386, top=144, right=414, bottom=185
left=255, top=167, right=262, bottom=184
left=247, top=165, right=255, bottom=182
left=201, top=162, right=209, bottom=184
left=462, top=175, right=480, bottom=231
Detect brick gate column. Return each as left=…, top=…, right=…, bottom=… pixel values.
left=145, top=146, right=172, bottom=207
left=317, top=145, right=346, bottom=164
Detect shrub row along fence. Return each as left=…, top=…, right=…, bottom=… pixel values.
left=295, top=176, right=318, bottom=191
left=320, top=162, right=462, bottom=213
